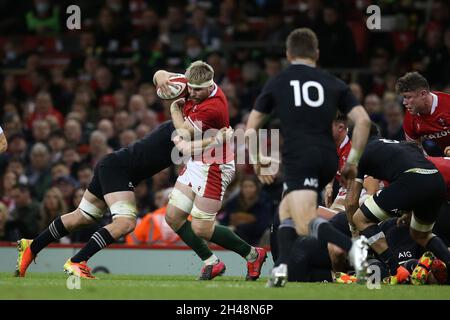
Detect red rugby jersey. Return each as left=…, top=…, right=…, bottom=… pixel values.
left=403, top=91, right=450, bottom=152
left=335, top=135, right=351, bottom=183
left=427, top=156, right=450, bottom=200
left=183, top=84, right=234, bottom=163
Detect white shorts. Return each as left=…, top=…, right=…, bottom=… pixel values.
left=177, top=159, right=235, bottom=201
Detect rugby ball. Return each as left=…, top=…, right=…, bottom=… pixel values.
left=157, top=74, right=187, bottom=100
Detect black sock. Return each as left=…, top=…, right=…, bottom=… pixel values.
left=30, top=217, right=69, bottom=255
left=309, top=217, right=352, bottom=252
left=71, top=228, right=115, bottom=263
left=276, top=221, right=298, bottom=266
left=378, top=249, right=399, bottom=275
left=426, top=236, right=450, bottom=279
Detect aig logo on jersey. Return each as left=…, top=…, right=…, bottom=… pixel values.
left=303, top=178, right=318, bottom=188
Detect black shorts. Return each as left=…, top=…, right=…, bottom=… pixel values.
left=282, top=146, right=338, bottom=196
left=87, top=153, right=135, bottom=200
left=361, top=171, right=446, bottom=224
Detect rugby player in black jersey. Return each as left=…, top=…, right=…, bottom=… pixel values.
left=346, top=138, right=450, bottom=284
left=15, top=121, right=231, bottom=278
left=246, top=28, right=371, bottom=287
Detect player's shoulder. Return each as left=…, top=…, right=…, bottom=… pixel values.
left=433, top=91, right=450, bottom=104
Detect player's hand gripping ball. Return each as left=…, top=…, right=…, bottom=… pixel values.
left=157, top=74, right=188, bottom=100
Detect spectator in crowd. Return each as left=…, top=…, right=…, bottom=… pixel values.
left=26, top=0, right=61, bottom=35
left=76, top=164, right=93, bottom=189
left=119, top=129, right=137, bottom=148
left=381, top=101, right=405, bottom=141
left=47, top=130, right=66, bottom=164
left=316, top=2, right=357, bottom=67
left=61, top=145, right=81, bottom=175
left=39, top=187, right=67, bottom=232
left=86, top=130, right=110, bottom=167
left=26, top=143, right=52, bottom=201
left=50, top=162, right=70, bottom=182
left=8, top=184, right=41, bottom=240
left=219, top=176, right=272, bottom=246
left=31, top=119, right=51, bottom=144
left=27, top=91, right=64, bottom=129
left=349, top=82, right=364, bottom=104
left=364, top=93, right=384, bottom=127
left=5, top=158, right=27, bottom=186
left=64, top=118, right=88, bottom=154
left=97, top=118, right=118, bottom=149
left=54, top=175, right=78, bottom=207
left=2, top=113, right=24, bottom=139
left=160, top=5, right=188, bottom=54
left=1, top=170, right=18, bottom=211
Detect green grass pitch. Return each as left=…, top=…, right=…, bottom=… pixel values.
left=1, top=272, right=450, bottom=300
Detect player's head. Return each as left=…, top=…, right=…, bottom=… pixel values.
left=185, top=60, right=215, bottom=103
left=395, top=72, right=430, bottom=114
left=332, top=112, right=348, bottom=145
left=286, top=28, right=319, bottom=63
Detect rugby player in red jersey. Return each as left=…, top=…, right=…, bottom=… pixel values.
left=154, top=61, right=267, bottom=281
left=399, top=72, right=450, bottom=155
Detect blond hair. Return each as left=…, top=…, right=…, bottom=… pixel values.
left=185, top=60, right=214, bottom=85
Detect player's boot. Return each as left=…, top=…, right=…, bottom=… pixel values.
left=63, top=259, right=96, bottom=279
left=266, top=263, right=287, bottom=288
left=334, top=272, right=357, bottom=284
left=198, top=260, right=226, bottom=280
left=411, top=251, right=435, bottom=285
left=383, top=265, right=410, bottom=285
left=348, top=236, right=369, bottom=283
left=430, top=259, right=447, bottom=284
left=246, top=247, right=267, bottom=281
left=15, top=239, right=35, bottom=277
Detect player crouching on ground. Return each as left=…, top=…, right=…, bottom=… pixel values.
left=154, top=61, right=267, bottom=281
left=346, top=130, right=450, bottom=285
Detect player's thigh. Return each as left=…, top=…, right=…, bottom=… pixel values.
left=359, top=177, right=416, bottom=223
left=284, top=189, right=318, bottom=235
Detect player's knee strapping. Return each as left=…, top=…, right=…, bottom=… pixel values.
left=410, top=215, right=435, bottom=232
left=360, top=224, right=386, bottom=246
left=109, top=201, right=137, bottom=219
left=361, top=195, right=391, bottom=223
left=168, top=188, right=194, bottom=213
left=279, top=218, right=295, bottom=230
left=191, top=204, right=216, bottom=221
left=308, top=217, right=328, bottom=239
left=79, top=198, right=105, bottom=221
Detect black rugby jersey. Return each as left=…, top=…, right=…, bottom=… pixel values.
left=254, top=63, right=359, bottom=159
left=357, top=139, right=437, bottom=182
left=115, top=120, right=175, bottom=183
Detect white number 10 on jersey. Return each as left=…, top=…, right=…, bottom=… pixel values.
left=290, top=80, right=324, bottom=107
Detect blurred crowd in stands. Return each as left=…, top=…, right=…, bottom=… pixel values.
left=0, top=0, right=449, bottom=246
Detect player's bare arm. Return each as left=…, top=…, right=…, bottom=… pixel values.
left=169, top=97, right=196, bottom=140
left=245, top=109, right=274, bottom=184
left=345, top=179, right=363, bottom=235
left=341, top=106, right=370, bottom=187
left=173, top=127, right=233, bottom=156
left=0, top=132, right=7, bottom=153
